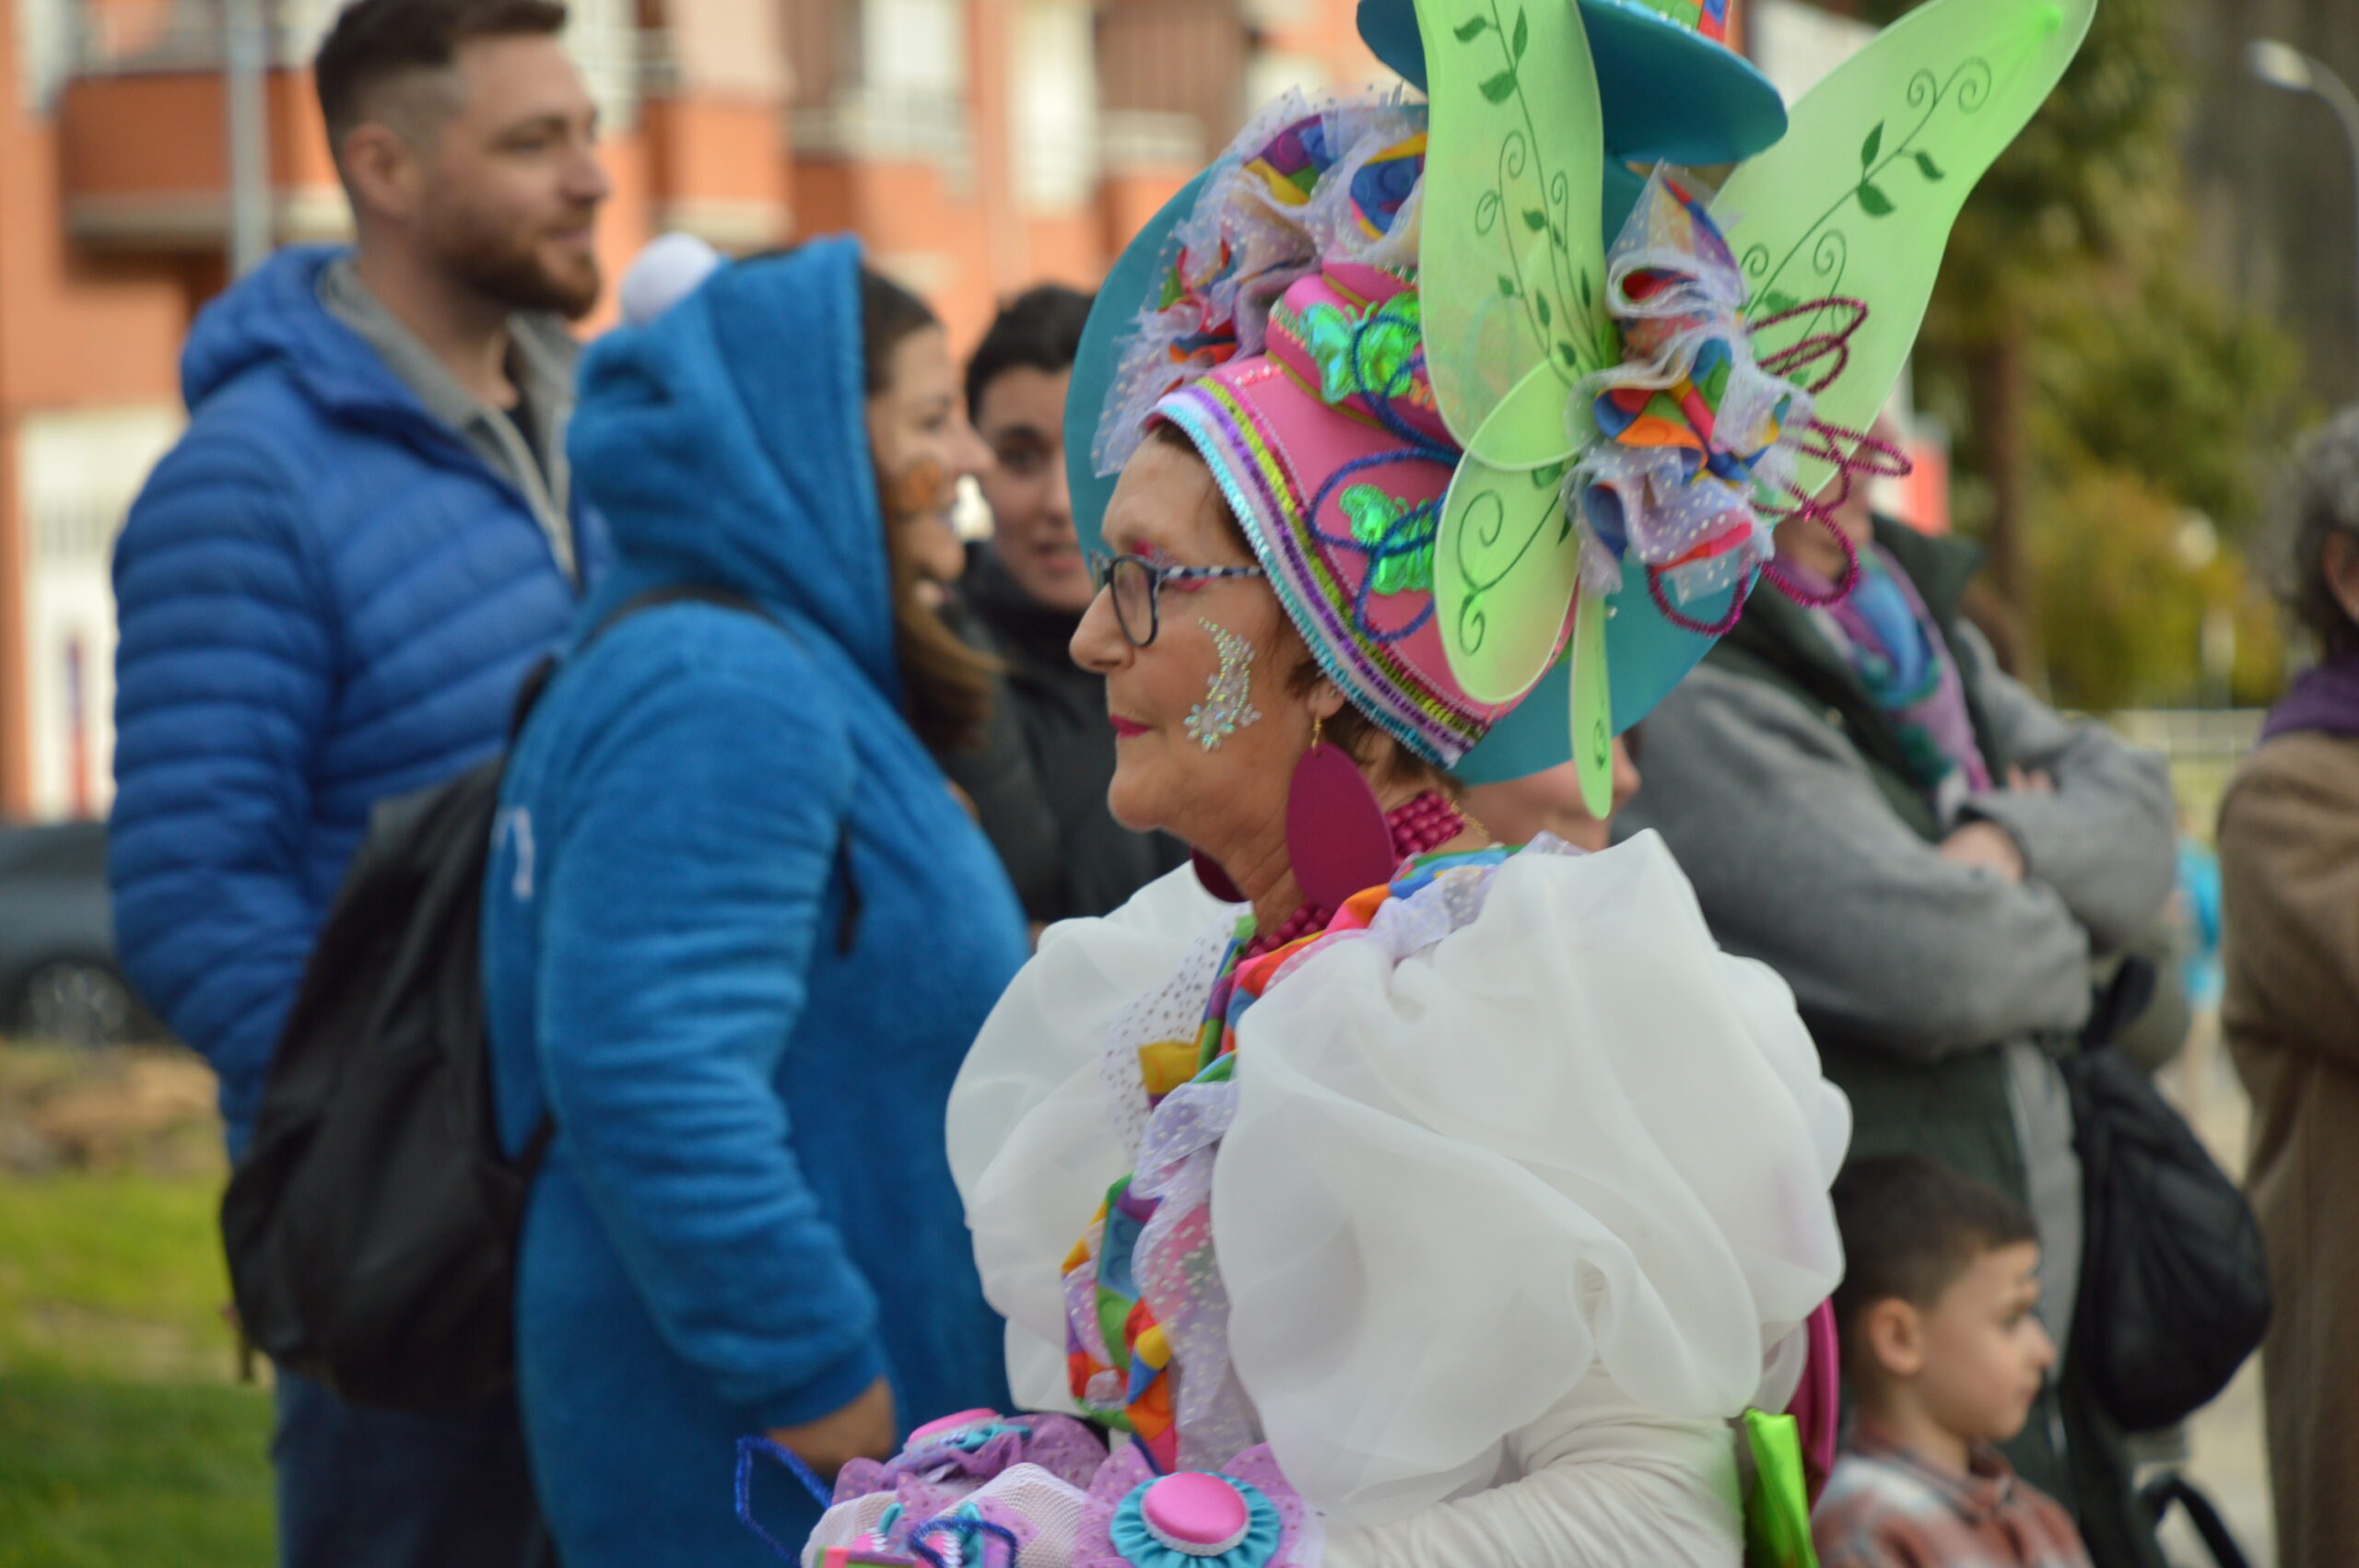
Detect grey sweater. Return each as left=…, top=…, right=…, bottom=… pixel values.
left=1618, top=621, right=2175, bottom=1352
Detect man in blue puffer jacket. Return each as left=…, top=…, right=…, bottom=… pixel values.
left=109, top=0, right=608, bottom=1562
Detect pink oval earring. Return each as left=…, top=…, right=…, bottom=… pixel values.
left=1285, top=712, right=1394, bottom=910
left=1191, top=848, right=1246, bottom=904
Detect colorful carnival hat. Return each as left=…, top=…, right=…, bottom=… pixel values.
left=1070, top=0, right=2095, bottom=790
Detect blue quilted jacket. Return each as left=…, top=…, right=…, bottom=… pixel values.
left=109, top=245, right=604, bottom=1146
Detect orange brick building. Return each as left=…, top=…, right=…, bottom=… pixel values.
left=0, top=0, right=1389, bottom=821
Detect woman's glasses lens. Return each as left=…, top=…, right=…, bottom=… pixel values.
left=1110, top=557, right=1155, bottom=645
left=1088, top=552, right=1156, bottom=647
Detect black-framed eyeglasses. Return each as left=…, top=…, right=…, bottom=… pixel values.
left=1086, top=549, right=1267, bottom=648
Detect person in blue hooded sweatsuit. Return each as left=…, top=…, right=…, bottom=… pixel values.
left=480, top=239, right=1029, bottom=1565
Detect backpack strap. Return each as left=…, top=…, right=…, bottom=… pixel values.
left=516, top=1115, right=559, bottom=1184
left=2138, top=1474, right=2253, bottom=1568
left=511, top=585, right=763, bottom=741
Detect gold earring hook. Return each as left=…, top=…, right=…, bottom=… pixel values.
left=1310, top=711, right=1325, bottom=753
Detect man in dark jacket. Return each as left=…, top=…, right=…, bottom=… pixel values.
left=957, top=286, right=1186, bottom=923
left=1619, top=479, right=2177, bottom=1568
left=108, top=0, right=608, bottom=1561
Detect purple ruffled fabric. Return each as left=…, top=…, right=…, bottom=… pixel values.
left=821, top=1416, right=1320, bottom=1568
left=831, top=1414, right=1109, bottom=1505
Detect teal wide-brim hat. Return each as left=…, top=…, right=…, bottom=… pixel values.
left=1357, top=0, right=1787, bottom=168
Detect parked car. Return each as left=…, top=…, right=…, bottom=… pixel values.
left=0, top=820, right=156, bottom=1047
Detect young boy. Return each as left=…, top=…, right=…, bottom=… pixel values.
left=1813, top=1154, right=2095, bottom=1568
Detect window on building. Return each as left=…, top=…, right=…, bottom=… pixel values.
left=1015, top=0, right=1097, bottom=209
left=790, top=0, right=968, bottom=164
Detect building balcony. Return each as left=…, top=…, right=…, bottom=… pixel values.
left=791, top=84, right=972, bottom=174
left=53, top=0, right=651, bottom=252
left=57, top=0, right=331, bottom=250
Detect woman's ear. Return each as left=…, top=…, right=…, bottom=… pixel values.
left=2323, top=532, right=2359, bottom=631
left=1862, top=1297, right=1927, bottom=1381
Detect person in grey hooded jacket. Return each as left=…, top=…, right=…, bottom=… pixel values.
left=1617, top=479, right=2177, bottom=1568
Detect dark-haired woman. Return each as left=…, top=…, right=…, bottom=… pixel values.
left=480, top=240, right=1027, bottom=1566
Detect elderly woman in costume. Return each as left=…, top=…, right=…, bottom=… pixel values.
left=769, top=2, right=2095, bottom=1564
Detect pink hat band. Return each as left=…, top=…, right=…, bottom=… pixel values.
left=1155, top=262, right=1509, bottom=767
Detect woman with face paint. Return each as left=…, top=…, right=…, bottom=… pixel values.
left=782, top=0, right=2092, bottom=1556
left=477, top=241, right=1029, bottom=1568
left=859, top=277, right=1064, bottom=896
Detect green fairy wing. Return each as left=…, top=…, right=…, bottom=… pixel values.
left=1416, top=0, right=1615, bottom=704
left=1710, top=0, right=2096, bottom=499
left=1415, top=0, right=1605, bottom=444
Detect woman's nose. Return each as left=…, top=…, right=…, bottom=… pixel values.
left=1071, top=584, right=1130, bottom=673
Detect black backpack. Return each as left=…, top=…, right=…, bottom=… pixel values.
left=2064, top=964, right=2271, bottom=1433
left=222, top=586, right=760, bottom=1411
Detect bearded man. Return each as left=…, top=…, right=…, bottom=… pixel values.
left=108, top=0, right=609, bottom=1561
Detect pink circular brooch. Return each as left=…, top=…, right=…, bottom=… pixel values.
left=1139, top=1473, right=1253, bottom=1557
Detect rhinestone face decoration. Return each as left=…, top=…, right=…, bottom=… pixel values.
left=1186, top=619, right=1263, bottom=750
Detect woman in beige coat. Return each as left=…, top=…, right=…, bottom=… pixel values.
left=2221, top=406, right=2359, bottom=1568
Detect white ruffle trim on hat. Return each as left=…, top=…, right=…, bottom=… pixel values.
left=946, top=833, right=1848, bottom=1529
left=1090, top=87, right=1433, bottom=484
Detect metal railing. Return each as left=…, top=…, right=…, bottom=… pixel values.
left=1097, top=108, right=1203, bottom=171
left=71, top=0, right=335, bottom=75
left=790, top=82, right=969, bottom=166
left=2109, top=708, right=2268, bottom=830
left=66, top=0, right=653, bottom=125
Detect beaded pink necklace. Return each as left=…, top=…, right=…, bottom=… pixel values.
left=1243, top=790, right=1468, bottom=959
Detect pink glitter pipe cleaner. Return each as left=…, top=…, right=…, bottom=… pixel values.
left=1642, top=295, right=1910, bottom=637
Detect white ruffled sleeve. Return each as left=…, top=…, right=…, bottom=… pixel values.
left=1322, top=1364, right=1743, bottom=1568
left=947, top=865, right=1237, bottom=1413
left=1212, top=832, right=1849, bottom=1527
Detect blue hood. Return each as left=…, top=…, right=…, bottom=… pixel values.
left=567, top=238, right=898, bottom=700
left=181, top=245, right=435, bottom=429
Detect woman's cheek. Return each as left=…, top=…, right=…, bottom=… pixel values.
left=882, top=457, right=950, bottom=523
left=1104, top=743, right=1170, bottom=833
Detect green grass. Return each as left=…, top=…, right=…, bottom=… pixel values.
left=0, top=1373, right=273, bottom=1567
left=0, top=1156, right=274, bottom=1565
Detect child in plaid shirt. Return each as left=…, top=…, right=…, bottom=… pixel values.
left=1813, top=1155, right=2094, bottom=1568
